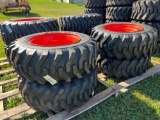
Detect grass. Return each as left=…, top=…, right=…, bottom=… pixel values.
left=18, top=111, right=48, bottom=120
left=0, top=73, right=17, bottom=82
left=4, top=97, right=25, bottom=110
left=0, top=36, right=5, bottom=58
left=152, top=56, right=160, bottom=63
left=3, top=83, right=18, bottom=92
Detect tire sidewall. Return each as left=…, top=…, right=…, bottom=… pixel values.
left=94, top=22, right=155, bottom=35
left=17, top=31, right=91, bottom=50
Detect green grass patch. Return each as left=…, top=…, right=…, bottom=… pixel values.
left=0, top=73, right=17, bottom=82
left=0, top=37, right=5, bottom=58
left=4, top=97, right=25, bottom=110
left=0, top=64, right=13, bottom=70
left=18, top=111, right=48, bottom=120
left=3, top=83, right=18, bottom=92
left=105, top=77, right=126, bottom=86
left=152, top=56, right=160, bottom=63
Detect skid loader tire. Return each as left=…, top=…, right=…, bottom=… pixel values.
left=106, top=7, right=132, bottom=21
left=0, top=17, right=59, bottom=45
left=91, top=22, right=158, bottom=59
left=96, top=54, right=151, bottom=78
left=131, top=0, right=160, bottom=22
left=85, top=0, right=106, bottom=8
left=131, top=20, right=160, bottom=42
left=7, top=31, right=97, bottom=84
left=59, top=14, right=103, bottom=35
left=18, top=69, right=97, bottom=113
left=106, top=0, right=137, bottom=6
left=84, top=8, right=106, bottom=23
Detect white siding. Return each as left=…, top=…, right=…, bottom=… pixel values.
left=74, top=0, right=84, bottom=5
left=56, top=0, right=84, bottom=5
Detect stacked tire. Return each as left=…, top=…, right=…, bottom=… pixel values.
left=106, top=0, right=137, bottom=23
left=84, top=0, right=107, bottom=23
left=3, top=19, right=98, bottom=113
left=91, top=22, right=158, bottom=78
left=59, top=14, right=103, bottom=35
left=0, top=17, right=59, bottom=45
left=131, top=0, right=160, bottom=56
left=0, top=17, right=59, bottom=65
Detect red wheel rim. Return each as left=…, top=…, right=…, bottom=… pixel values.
left=13, top=18, right=44, bottom=22
left=28, top=33, right=81, bottom=47
left=103, top=24, right=144, bottom=33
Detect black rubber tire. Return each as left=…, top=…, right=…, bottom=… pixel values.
left=106, top=7, right=132, bottom=21
left=106, top=0, right=137, bottom=6
left=84, top=8, right=106, bottom=23
left=59, top=14, right=103, bottom=35
left=85, top=0, right=106, bottom=8
left=131, top=20, right=160, bottom=42
left=91, top=22, right=158, bottom=59
left=0, top=17, right=59, bottom=45
left=155, top=42, right=160, bottom=56
left=131, top=0, right=160, bottom=22
left=106, top=20, right=130, bottom=23
left=19, top=69, right=97, bottom=113
left=7, top=31, right=97, bottom=84
left=152, top=42, right=160, bottom=56
left=96, top=54, right=151, bottom=78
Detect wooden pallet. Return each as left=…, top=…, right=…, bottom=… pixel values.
left=0, top=59, right=36, bottom=120
left=47, top=64, right=160, bottom=120
left=0, top=58, right=160, bottom=120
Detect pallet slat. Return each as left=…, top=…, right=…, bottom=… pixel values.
left=0, top=68, right=15, bottom=75
left=47, top=65, right=160, bottom=120
left=0, top=103, right=30, bottom=120
left=10, top=108, right=36, bottom=120
left=0, top=89, right=19, bottom=101
left=0, top=86, right=4, bottom=112
left=0, top=62, right=9, bottom=66
left=0, top=78, right=18, bottom=86
left=0, top=58, right=7, bottom=61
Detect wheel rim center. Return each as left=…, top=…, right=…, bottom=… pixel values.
left=13, top=18, right=44, bottom=22
left=104, top=24, right=144, bottom=33
left=28, top=33, right=81, bottom=47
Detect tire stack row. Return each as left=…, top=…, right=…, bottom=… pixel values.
left=84, top=0, right=107, bottom=23
left=91, top=22, right=158, bottom=78
left=131, top=0, right=160, bottom=56
left=106, top=0, right=136, bottom=23
left=59, top=13, right=103, bottom=35
left=0, top=17, right=98, bottom=113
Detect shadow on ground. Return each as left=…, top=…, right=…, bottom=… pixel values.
left=2, top=12, right=40, bottom=17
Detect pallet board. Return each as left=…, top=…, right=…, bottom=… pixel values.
left=0, top=103, right=31, bottom=120
left=0, top=86, right=4, bottom=112
left=0, top=68, right=15, bottom=75
left=47, top=65, right=160, bottom=120
left=0, top=62, right=9, bottom=67
left=0, top=78, right=18, bottom=86
left=0, top=58, right=7, bottom=61
left=0, top=89, right=19, bottom=101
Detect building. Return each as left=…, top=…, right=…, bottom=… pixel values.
left=56, top=0, right=84, bottom=6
